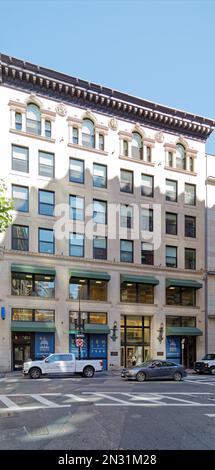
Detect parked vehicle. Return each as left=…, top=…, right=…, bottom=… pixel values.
left=23, top=353, right=103, bottom=379
left=121, top=359, right=186, bottom=382
left=194, top=354, right=215, bottom=375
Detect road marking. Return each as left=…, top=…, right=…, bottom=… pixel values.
left=0, top=395, right=19, bottom=409
left=64, top=394, right=87, bottom=402
left=30, top=394, right=63, bottom=408
left=83, top=392, right=133, bottom=405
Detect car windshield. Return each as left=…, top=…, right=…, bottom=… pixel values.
left=202, top=354, right=215, bottom=360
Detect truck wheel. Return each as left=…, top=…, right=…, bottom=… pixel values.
left=83, top=366, right=94, bottom=378
left=210, top=367, right=215, bottom=375
left=29, top=367, right=42, bottom=379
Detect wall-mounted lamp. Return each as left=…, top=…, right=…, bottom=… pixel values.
left=157, top=322, right=164, bottom=344
left=110, top=321, right=118, bottom=341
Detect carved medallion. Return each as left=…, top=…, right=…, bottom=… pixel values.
left=109, top=117, right=118, bottom=130
left=155, top=131, right=164, bottom=143
left=56, top=103, right=67, bottom=117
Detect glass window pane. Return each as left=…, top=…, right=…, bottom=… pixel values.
left=12, top=308, right=33, bottom=321
left=35, top=310, right=55, bottom=322
left=69, top=233, right=84, bottom=257
left=141, top=174, right=153, bottom=197
left=89, top=280, right=107, bottom=301
left=12, top=145, right=28, bottom=172
left=12, top=186, right=29, bottom=212
left=185, top=184, right=196, bottom=205
left=120, top=170, right=133, bottom=193
left=166, top=179, right=177, bottom=202
left=89, top=313, right=107, bottom=324
left=39, top=152, right=54, bottom=178
left=93, top=164, right=107, bottom=188
left=93, top=200, right=107, bottom=224
left=69, top=158, right=84, bottom=183
left=70, top=196, right=84, bottom=220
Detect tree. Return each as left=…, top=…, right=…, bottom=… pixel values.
left=0, top=180, right=13, bottom=233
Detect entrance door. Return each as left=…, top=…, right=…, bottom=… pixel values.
left=126, top=346, right=143, bottom=367
left=183, top=337, right=196, bottom=368
left=13, top=344, right=31, bottom=370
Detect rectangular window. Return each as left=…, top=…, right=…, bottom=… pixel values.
left=185, top=216, right=196, bottom=238
left=12, top=185, right=29, bottom=212
left=141, top=242, right=154, bottom=265
left=166, top=288, right=196, bottom=306
left=120, top=240, right=133, bottom=263
left=45, top=120, right=51, bottom=138
left=12, top=225, right=29, bottom=251
left=69, top=278, right=107, bottom=301
left=189, top=158, right=194, bottom=172
left=123, top=140, right=128, bottom=157
left=185, top=248, right=196, bottom=270
left=120, top=169, right=133, bottom=193
left=69, top=233, right=84, bottom=257
left=89, top=312, right=107, bottom=324
left=15, top=112, right=22, bottom=131
left=99, top=134, right=104, bottom=151
left=11, top=272, right=55, bottom=298
left=166, top=316, right=196, bottom=326
left=35, top=309, right=55, bottom=322
left=39, top=228, right=54, bottom=254
left=166, top=212, right=177, bottom=235
left=141, top=208, right=153, bottom=232
left=69, top=158, right=84, bottom=184
left=39, top=190, right=54, bottom=216
left=72, top=127, right=79, bottom=145
left=166, top=179, right=177, bottom=202
left=69, top=195, right=84, bottom=221
left=168, top=152, right=173, bottom=167
left=120, top=205, right=133, bottom=229
left=166, top=245, right=177, bottom=268
left=185, top=183, right=196, bottom=205
left=141, top=174, right=154, bottom=197
left=12, top=145, right=29, bottom=173
left=93, top=163, right=107, bottom=188
left=39, top=151, right=54, bottom=178
left=12, top=308, right=55, bottom=322
left=93, top=199, right=107, bottom=224
left=120, top=283, right=154, bottom=304
left=93, top=236, right=107, bottom=260
left=146, top=146, right=151, bottom=162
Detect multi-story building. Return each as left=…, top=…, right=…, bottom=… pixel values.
left=0, top=53, right=214, bottom=372
left=206, top=153, right=215, bottom=355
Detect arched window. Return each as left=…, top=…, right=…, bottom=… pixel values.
left=176, top=143, right=186, bottom=170
left=26, top=103, right=41, bottom=135
left=82, top=118, right=95, bottom=148
left=131, top=132, right=143, bottom=159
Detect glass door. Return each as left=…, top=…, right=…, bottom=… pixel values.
left=13, top=344, right=31, bottom=370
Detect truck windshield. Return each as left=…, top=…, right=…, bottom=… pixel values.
left=202, top=354, right=215, bottom=360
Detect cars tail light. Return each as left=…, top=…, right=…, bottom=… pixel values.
left=99, top=360, right=103, bottom=367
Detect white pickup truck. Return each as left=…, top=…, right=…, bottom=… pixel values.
left=23, top=353, right=103, bottom=379
left=194, top=354, right=215, bottom=375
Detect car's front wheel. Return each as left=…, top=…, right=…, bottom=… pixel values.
left=210, top=367, right=215, bottom=375
left=136, top=371, right=146, bottom=382
left=29, top=367, right=42, bottom=379
left=83, top=366, right=94, bottom=378
left=173, top=372, right=182, bottom=382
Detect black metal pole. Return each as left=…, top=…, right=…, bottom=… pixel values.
left=78, top=285, right=81, bottom=360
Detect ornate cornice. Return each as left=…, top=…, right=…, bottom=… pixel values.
left=1, top=53, right=215, bottom=141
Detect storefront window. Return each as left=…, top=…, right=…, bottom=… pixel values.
left=126, top=328, right=143, bottom=342
left=89, top=313, right=107, bottom=324
left=121, top=315, right=151, bottom=367
left=12, top=309, right=33, bottom=321
left=166, top=316, right=196, bottom=327
left=35, top=310, right=55, bottom=322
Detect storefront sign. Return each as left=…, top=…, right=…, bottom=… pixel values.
left=166, top=336, right=181, bottom=361
left=35, top=333, right=54, bottom=359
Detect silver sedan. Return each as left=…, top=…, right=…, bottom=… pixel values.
left=121, top=360, right=187, bottom=382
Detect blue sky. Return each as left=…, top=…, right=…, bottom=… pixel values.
left=1, top=0, right=215, bottom=152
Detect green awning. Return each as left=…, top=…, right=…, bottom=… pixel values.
left=11, top=321, right=56, bottom=332
left=121, top=274, right=159, bottom=285
left=166, top=279, right=202, bottom=289
left=65, top=324, right=110, bottom=334
left=69, top=270, right=110, bottom=281
left=166, top=327, right=203, bottom=336
left=11, top=264, right=56, bottom=276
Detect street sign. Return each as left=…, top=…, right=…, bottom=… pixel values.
left=76, top=334, right=85, bottom=338
left=76, top=338, right=84, bottom=348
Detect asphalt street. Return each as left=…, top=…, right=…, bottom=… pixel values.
left=0, top=372, right=215, bottom=450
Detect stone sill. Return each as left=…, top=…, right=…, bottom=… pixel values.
left=68, top=143, right=108, bottom=156
left=10, top=128, right=55, bottom=143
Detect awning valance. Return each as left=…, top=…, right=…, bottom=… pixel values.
left=121, top=274, right=159, bottom=285
left=11, top=321, right=56, bottom=332
left=11, top=264, right=56, bottom=276
left=65, top=324, right=110, bottom=334
left=166, top=279, right=202, bottom=289
left=69, top=270, right=111, bottom=281
left=166, top=327, right=203, bottom=337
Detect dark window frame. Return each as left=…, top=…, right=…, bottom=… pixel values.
left=93, top=236, right=107, bottom=260
left=12, top=224, right=29, bottom=251
left=166, top=245, right=177, bottom=268
left=166, top=212, right=177, bottom=235
left=12, top=144, right=29, bottom=173
left=166, top=179, right=178, bottom=202
left=38, top=189, right=55, bottom=216
left=38, top=150, right=55, bottom=178
left=69, top=232, right=85, bottom=257
left=12, top=184, right=29, bottom=212
left=120, top=239, right=134, bottom=263
left=38, top=228, right=55, bottom=254
left=120, top=169, right=133, bottom=194
left=69, top=157, right=85, bottom=184
left=141, top=174, right=154, bottom=198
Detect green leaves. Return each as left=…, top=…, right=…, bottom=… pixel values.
left=0, top=179, right=14, bottom=233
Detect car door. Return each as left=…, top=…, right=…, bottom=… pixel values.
left=44, top=354, right=63, bottom=373
left=147, top=361, right=163, bottom=379
left=59, top=354, right=76, bottom=373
